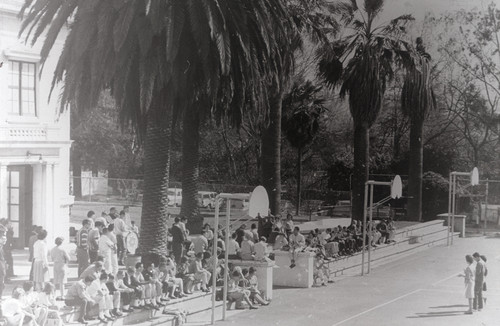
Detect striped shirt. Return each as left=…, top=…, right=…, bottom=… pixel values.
left=76, top=228, right=89, bottom=250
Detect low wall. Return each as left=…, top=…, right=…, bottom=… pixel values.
left=273, top=250, right=315, bottom=288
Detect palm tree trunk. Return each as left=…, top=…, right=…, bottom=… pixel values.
left=71, top=154, right=82, bottom=199
left=296, top=147, right=302, bottom=216
left=352, top=123, right=369, bottom=221
left=408, top=120, right=424, bottom=221
left=181, top=111, right=202, bottom=234
left=261, top=90, right=283, bottom=215
left=138, top=96, right=172, bottom=267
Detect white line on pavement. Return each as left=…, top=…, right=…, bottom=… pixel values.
left=331, top=289, right=423, bottom=326
left=432, top=273, right=459, bottom=286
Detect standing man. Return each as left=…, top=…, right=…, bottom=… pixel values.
left=170, top=217, right=185, bottom=265
left=0, top=219, right=15, bottom=278
left=473, top=252, right=485, bottom=311
left=76, top=219, right=91, bottom=277
left=113, top=211, right=129, bottom=265
left=95, top=211, right=109, bottom=226
left=109, top=207, right=119, bottom=221
left=86, top=211, right=95, bottom=230
left=123, top=206, right=132, bottom=229
left=88, top=221, right=104, bottom=264
left=0, top=225, right=7, bottom=298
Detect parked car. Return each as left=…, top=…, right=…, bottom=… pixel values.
left=229, top=193, right=250, bottom=210
left=167, top=188, right=182, bottom=206
left=197, top=191, right=217, bottom=208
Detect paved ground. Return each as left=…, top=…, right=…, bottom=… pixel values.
left=215, top=236, right=499, bottom=326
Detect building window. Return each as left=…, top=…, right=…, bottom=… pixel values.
left=8, top=170, right=20, bottom=238
left=8, top=61, right=37, bottom=117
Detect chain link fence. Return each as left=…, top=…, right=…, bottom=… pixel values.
left=70, top=176, right=351, bottom=217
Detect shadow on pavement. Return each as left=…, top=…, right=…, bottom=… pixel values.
left=407, top=310, right=467, bottom=318
left=429, top=304, right=469, bottom=309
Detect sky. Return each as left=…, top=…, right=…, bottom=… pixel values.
left=381, top=0, right=499, bottom=21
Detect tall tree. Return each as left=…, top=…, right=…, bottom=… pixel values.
left=19, top=0, right=296, bottom=263
left=317, top=0, right=414, bottom=220
left=261, top=0, right=350, bottom=215
left=401, top=38, right=435, bottom=222
left=282, top=79, right=327, bottom=214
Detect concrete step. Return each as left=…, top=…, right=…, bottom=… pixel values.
left=393, top=220, right=446, bottom=241
left=166, top=291, right=223, bottom=315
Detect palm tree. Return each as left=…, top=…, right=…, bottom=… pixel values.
left=401, top=38, right=435, bottom=221
left=261, top=0, right=350, bottom=215
left=317, top=0, right=415, bottom=221
left=19, top=0, right=296, bottom=264
left=282, top=79, right=327, bottom=215
left=180, top=104, right=201, bottom=233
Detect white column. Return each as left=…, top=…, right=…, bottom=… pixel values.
left=0, top=164, right=8, bottom=219
left=32, top=164, right=43, bottom=226
left=43, top=163, right=55, bottom=244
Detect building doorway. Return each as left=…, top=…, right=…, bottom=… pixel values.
left=7, top=165, right=33, bottom=248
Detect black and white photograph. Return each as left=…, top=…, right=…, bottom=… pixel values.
left=0, top=0, right=499, bottom=325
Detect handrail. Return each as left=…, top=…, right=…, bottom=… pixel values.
left=327, top=232, right=458, bottom=277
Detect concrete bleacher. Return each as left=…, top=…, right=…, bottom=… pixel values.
left=3, top=219, right=460, bottom=325
left=325, top=219, right=459, bottom=277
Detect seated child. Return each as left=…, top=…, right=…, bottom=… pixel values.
left=65, top=276, right=96, bottom=324
left=246, top=267, right=269, bottom=306
left=189, top=253, right=211, bottom=292
left=135, top=263, right=158, bottom=309
left=176, top=257, right=195, bottom=294
left=113, top=271, right=135, bottom=313
left=124, top=266, right=145, bottom=309
left=87, top=272, right=115, bottom=322
left=313, top=253, right=333, bottom=286
left=38, top=283, right=57, bottom=310
left=227, top=271, right=258, bottom=310
left=143, top=263, right=165, bottom=306
left=105, top=274, right=124, bottom=316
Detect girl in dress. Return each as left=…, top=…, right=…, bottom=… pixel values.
left=38, top=282, right=57, bottom=308
left=458, top=254, right=475, bottom=314
left=33, top=230, right=49, bottom=291
left=50, top=237, right=70, bottom=300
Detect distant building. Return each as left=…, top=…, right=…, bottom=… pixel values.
left=0, top=0, right=73, bottom=248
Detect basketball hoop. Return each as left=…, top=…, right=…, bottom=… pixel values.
left=471, top=167, right=479, bottom=186
left=391, top=175, right=402, bottom=199
left=248, top=186, right=269, bottom=218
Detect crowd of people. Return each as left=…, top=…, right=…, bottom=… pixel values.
left=191, top=213, right=395, bottom=287
left=0, top=207, right=274, bottom=325
left=459, top=252, right=488, bottom=315
left=0, top=205, right=399, bottom=325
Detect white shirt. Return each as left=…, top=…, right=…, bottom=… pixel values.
left=99, top=234, right=115, bottom=255
left=193, top=236, right=208, bottom=254
left=113, top=218, right=128, bottom=235
left=33, top=240, right=49, bottom=265
left=254, top=241, right=268, bottom=261
left=289, top=233, right=305, bottom=248
left=227, top=239, right=240, bottom=255
left=273, top=234, right=288, bottom=250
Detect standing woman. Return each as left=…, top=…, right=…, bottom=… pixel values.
left=459, top=255, right=475, bottom=314
left=50, top=237, right=70, bottom=300
left=480, top=255, right=488, bottom=306
left=33, top=229, right=50, bottom=291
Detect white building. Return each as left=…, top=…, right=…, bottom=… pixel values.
left=0, top=0, right=73, bottom=248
